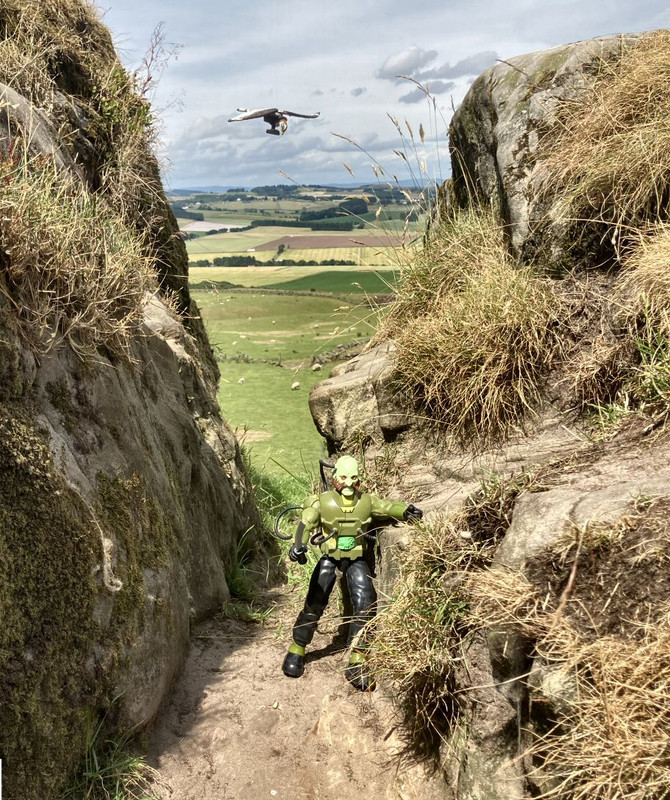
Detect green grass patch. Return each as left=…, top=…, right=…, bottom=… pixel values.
left=260, top=270, right=395, bottom=294
left=190, top=265, right=396, bottom=289
left=192, top=288, right=381, bottom=474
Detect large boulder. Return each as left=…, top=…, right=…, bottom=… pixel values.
left=449, top=35, right=640, bottom=264
left=0, top=4, right=262, bottom=797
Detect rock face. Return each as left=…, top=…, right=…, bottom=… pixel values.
left=0, top=5, right=261, bottom=798
left=309, top=32, right=669, bottom=800
left=309, top=341, right=413, bottom=453
left=449, top=35, right=639, bottom=264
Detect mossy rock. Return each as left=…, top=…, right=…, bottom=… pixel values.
left=0, top=406, right=103, bottom=798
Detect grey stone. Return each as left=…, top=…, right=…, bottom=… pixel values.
left=449, top=35, right=641, bottom=264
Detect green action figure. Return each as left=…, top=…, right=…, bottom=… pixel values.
left=282, top=455, right=423, bottom=691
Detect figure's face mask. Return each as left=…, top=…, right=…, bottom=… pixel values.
left=332, top=456, right=361, bottom=498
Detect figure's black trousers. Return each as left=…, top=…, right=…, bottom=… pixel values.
left=292, top=555, right=376, bottom=648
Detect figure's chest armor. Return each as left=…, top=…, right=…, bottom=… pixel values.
left=319, top=492, right=372, bottom=536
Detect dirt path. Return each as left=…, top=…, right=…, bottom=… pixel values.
left=148, top=586, right=449, bottom=800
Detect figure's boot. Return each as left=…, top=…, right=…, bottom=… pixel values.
left=344, top=649, right=376, bottom=692
left=282, top=642, right=306, bottom=678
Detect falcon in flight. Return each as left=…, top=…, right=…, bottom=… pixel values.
left=228, top=107, right=320, bottom=135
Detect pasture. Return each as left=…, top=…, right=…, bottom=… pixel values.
left=189, top=265, right=397, bottom=289
left=193, top=287, right=383, bottom=473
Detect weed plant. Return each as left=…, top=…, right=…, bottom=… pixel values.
left=62, top=708, right=160, bottom=800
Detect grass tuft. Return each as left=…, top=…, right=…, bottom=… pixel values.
left=541, top=31, right=670, bottom=251
left=380, top=207, right=565, bottom=444
left=62, top=708, right=160, bottom=800
left=0, top=145, right=155, bottom=358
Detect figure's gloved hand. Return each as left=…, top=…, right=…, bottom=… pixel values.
left=288, top=544, right=308, bottom=564
left=403, top=503, right=423, bottom=522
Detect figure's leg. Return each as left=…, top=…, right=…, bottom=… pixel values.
left=343, top=558, right=377, bottom=691
left=282, top=556, right=337, bottom=678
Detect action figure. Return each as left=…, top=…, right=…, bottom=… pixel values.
left=281, top=455, right=423, bottom=691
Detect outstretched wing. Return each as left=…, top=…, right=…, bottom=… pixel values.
left=228, top=107, right=279, bottom=122
left=279, top=110, right=321, bottom=119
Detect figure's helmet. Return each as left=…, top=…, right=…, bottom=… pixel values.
left=332, top=455, right=361, bottom=497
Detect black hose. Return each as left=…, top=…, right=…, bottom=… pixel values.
left=319, top=459, right=334, bottom=491
left=273, top=505, right=302, bottom=540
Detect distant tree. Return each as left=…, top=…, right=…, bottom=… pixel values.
left=338, top=197, right=368, bottom=215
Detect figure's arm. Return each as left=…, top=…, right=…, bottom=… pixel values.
left=370, top=495, right=423, bottom=523
left=289, top=496, right=320, bottom=564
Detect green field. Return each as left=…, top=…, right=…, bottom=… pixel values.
left=182, top=188, right=413, bottom=475
left=189, top=265, right=396, bottom=289
left=260, top=270, right=395, bottom=294
left=186, top=226, right=304, bottom=254
left=193, top=287, right=384, bottom=474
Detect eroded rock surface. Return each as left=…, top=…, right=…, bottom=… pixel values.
left=449, top=35, right=640, bottom=264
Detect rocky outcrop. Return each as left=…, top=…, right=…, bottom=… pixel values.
left=449, top=35, right=639, bottom=264
left=309, top=341, right=413, bottom=453
left=0, top=5, right=262, bottom=798
left=308, top=32, right=668, bottom=800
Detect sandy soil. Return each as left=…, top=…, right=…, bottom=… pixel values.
left=148, top=586, right=449, bottom=800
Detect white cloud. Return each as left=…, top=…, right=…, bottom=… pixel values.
left=376, top=46, right=439, bottom=81
left=100, top=0, right=670, bottom=187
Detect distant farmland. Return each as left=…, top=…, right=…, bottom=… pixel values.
left=189, top=265, right=396, bottom=291
left=185, top=223, right=418, bottom=268
left=253, top=232, right=409, bottom=250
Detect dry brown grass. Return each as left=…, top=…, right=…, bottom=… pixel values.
left=0, top=136, right=155, bottom=358
left=468, top=499, right=670, bottom=800
left=0, top=0, right=116, bottom=107
left=366, top=517, right=472, bottom=759
left=0, top=1, right=181, bottom=358
left=367, top=469, right=539, bottom=759
left=542, top=30, right=670, bottom=248
left=383, top=208, right=565, bottom=444
left=619, top=223, right=670, bottom=335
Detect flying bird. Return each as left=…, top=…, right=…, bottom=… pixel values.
left=228, top=107, right=320, bottom=135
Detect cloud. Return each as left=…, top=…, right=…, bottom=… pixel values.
left=377, top=48, right=498, bottom=98
left=376, top=46, right=438, bottom=80
left=398, top=80, right=455, bottom=103
left=417, top=50, right=498, bottom=80
left=351, top=87, right=367, bottom=97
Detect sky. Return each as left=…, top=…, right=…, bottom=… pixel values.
left=97, top=0, right=670, bottom=190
